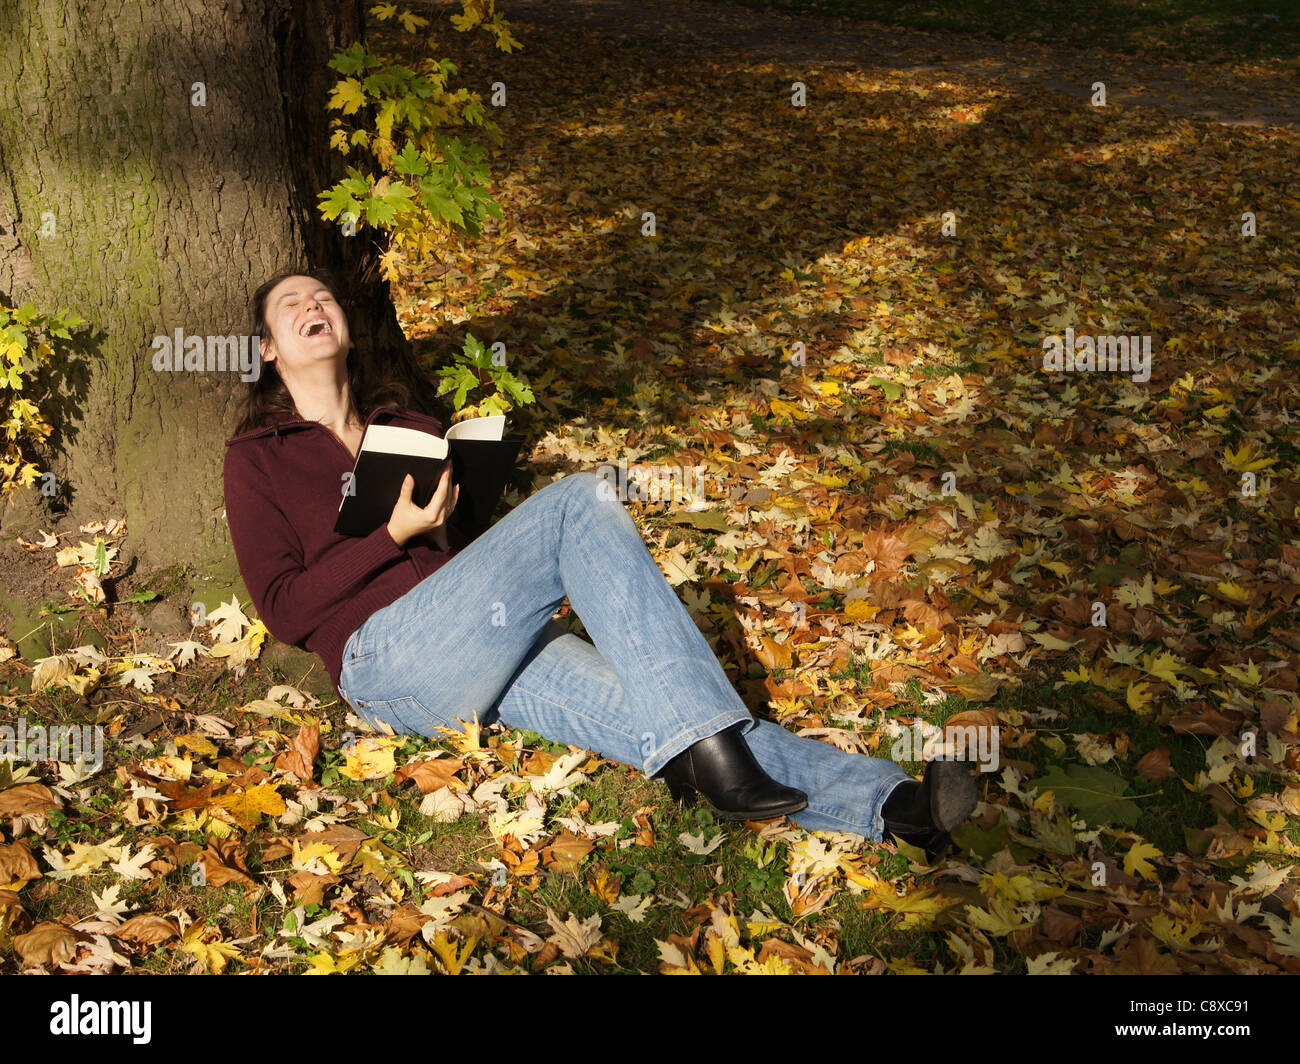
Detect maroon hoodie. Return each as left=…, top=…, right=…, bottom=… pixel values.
left=222, top=405, right=489, bottom=697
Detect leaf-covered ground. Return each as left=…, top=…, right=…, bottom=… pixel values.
left=2, top=3, right=1299, bottom=974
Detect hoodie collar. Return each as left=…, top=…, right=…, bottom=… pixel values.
left=224, top=404, right=402, bottom=447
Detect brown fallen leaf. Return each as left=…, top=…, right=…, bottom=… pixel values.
left=258, top=836, right=294, bottom=863
left=201, top=838, right=258, bottom=889
left=301, top=823, right=368, bottom=863
left=382, top=905, right=428, bottom=948
left=1167, top=702, right=1241, bottom=736
left=1136, top=746, right=1174, bottom=780
left=1112, top=934, right=1180, bottom=975
left=273, top=722, right=320, bottom=782
left=0, top=783, right=61, bottom=818
left=0, top=889, right=28, bottom=933
left=13, top=921, right=88, bottom=968
left=395, top=756, right=465, bottom=794
left=114, top=914, right=181, bottom=947
left=544, top=830, right=595, bottom=874
left=943, top=707, right=999, bottom=735
left=288, top=870, right=339, bottom=906
left=756, top=936, right=829, bottom=974
left=427, top=873, right=477, bottom=898
left=0, top=839, right=42, bottom=889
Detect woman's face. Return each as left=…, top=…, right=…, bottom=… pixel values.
left=259, top=274, right=352, bottom=378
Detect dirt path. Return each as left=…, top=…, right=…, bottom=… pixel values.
left=491, top=0, right=1300, bottom=129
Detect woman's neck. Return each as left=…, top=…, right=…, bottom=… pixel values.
left=289, top=384, right=357, bottom=431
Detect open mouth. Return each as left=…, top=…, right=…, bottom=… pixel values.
left=300, top=318, right=333, bottom=337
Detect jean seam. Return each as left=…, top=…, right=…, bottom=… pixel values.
left=359, top=694, right=437, bottom=734
left=557, top=475, right=689, bottom=737
left=410, top=692, right=483, bottom=731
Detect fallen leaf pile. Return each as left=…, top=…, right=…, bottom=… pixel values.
left=2, top=9, right=1299, bottom=974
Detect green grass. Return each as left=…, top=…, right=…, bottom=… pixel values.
left=718, top=0, right=1300, bottom=63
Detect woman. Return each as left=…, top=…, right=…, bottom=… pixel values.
left=222, top=270, right=978, bottom=860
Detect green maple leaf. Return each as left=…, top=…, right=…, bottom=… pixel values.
left=437, top=364, right=479, bottom=410
left=318, top=184, right=359, bottom=222
left=362, top=184, right=414, bottom=227
left=419, top=180, right=465, bottom=227
left=329, top=43, right=370, bottom=76
left=1034, top=764, right=1141, bottom=827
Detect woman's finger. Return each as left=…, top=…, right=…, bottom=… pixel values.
left=422, top=464, right=453, bottom=514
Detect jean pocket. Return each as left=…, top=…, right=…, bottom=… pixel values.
left=352, top=694, right=442, bottom=738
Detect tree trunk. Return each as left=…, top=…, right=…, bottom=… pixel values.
left=0, top=0, right=421, bottom=612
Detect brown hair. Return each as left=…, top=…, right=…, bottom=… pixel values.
left=233, top=268, right=411, bottom=436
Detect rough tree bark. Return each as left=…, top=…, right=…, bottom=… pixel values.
left=0, top=0, right=428, bottom=614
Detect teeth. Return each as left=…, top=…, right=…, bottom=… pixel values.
left=301, top=319, right=332, bottom=337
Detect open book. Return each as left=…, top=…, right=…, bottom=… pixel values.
left=333, top=414, right=524, bottom=538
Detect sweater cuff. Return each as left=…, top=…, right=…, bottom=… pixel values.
left=336, top=523, right=405, bottom=589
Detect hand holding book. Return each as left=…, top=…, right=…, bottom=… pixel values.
left=386, top=464, right=459, bottom=549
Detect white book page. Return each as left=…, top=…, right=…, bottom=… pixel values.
left=361, top=424, right=448, bottom=459
left=444, top=414, right=505, bottom=441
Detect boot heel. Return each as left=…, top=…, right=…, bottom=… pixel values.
left=664, top=777, right=698, bottom=806
left=654, top=725, right=807, bottom=820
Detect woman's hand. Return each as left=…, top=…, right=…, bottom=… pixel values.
left=386, top=464, right=460, bottom=551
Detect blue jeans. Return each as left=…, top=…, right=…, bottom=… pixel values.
left=336, top=472, right=911, bottom=838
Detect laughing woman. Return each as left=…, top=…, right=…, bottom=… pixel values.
left=222, top=270, right=979, bottom=860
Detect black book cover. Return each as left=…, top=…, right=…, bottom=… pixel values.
left=333, top=419, right=523, bottom=538
left=446, top=437, right=525, bottom=528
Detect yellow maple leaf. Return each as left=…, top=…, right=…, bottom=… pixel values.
left=1142, top=651, right=1183, bottom=684
left=1221, top=660, right=1262, bottom=687
left=181, top=922, right=242, bottom=974
left=1115, top=573, right=1155, bottom=608
left=1247, top=808, right=1287, bottom=832
left=397, top=9, right=429, bottom=32
left=1221, top=442, right=1276, bottom=472
left=175, top=734, right=219, bottom=758
left=965, top=895, right=1029, bottom=936
left=209, top=783, right=285, bottom=831
left=340, top=736, right=399, bottom=781
left=327, top=77, right=367, bottom=115
left=864, top=880, right=956, bottom=926
left=1213, top=580, right=1251, bottom=604
left=292, top=840, right=346, bottom=875
left=1124, top=840, right=1162, bottom=881
left=305, top=950, right=363, bottom=975
left=1148, top=912, right=1209, bottom=950
left=208, top=619, right=269, bottom=669
left=1126, top=681, right=1154, bottom=715
left=768, top=398, right=812, bottom=422
left=843, top=599, right=880, bottom=622
left=428, top=930, right=478, bottom=975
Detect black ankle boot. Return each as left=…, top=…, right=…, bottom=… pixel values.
left=655, top=724, right=808, bottom=821
left=881, top=759, right=978, bottom=862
